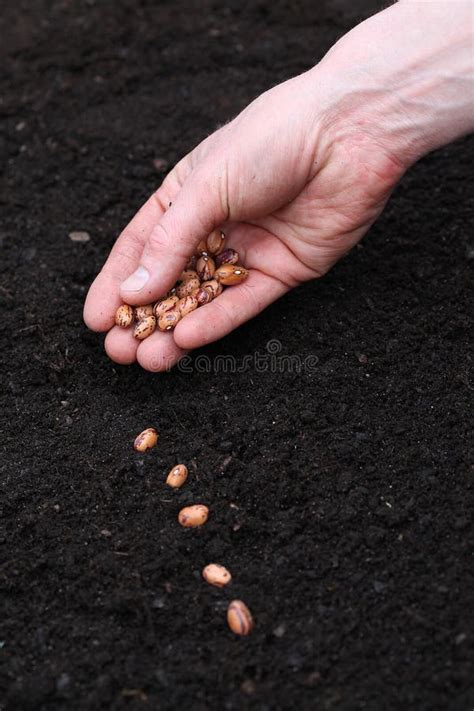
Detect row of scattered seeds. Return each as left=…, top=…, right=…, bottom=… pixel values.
left=133, top=427, right=254, bottom=635
left=116, top=230, right=249, bottom=339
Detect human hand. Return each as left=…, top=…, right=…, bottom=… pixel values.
left=84, top=0, right=473, bottom=371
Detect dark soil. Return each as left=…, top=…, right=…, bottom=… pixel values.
left=1, top=1, right=473, bottom=709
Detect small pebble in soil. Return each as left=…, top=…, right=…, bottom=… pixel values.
left=178, top=504, right=209, bottom=528
left=202, top=563, right=232, bottom=588
left=69, top=230, right=90, bottom=243
left=133, top=427, right=158, bottom=452
left=152, top=157, right=168, bottom=172
left=227, top=600, right=254, bottom=636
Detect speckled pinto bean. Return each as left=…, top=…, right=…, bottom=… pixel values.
left=215, top=249, right=239, bottom=267
left=134, top=427, right=158, bottom=452
left=134, top=304, right=154, bottom=321
left=158, top=309, right=181, bottom=331
left=215, top=264, right=249, bottom=286
left=166, top=464, right=188, bottom=488
left=176, top=276, right=200, bottom=298
left=202, top=279, right=223, bottom=298
left=196, top=255, right=216, bottom=281
left=206, top=229, right=226, bottom=255
left=115, top=304, right=134, bottom=328
left=227, top=600, right=254, bottom=636
left=153, top=295, right=179, bottom=317
left=178, top=504, right=209, bottom=528
left=194, top=287, right=213, bottom=305
left=133, top=315, right=156, bottom=340
left=202, top=564, right=232, bottom=588
left=179, top=269, right=199, bottom=283
left=176, top=295, right=198, bottom=317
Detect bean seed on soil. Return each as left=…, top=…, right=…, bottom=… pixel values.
left=178, top=504, right=209, bottom=528
left=202, top=563, right=232, bottom=588
left=115, top=304, right=134, bottom=328
left=133, top=315, right=156, bottom=340
left=227, top=600, right=254, bottom=635
left=134, top=427, right=158, bottom=452
left=215, top=264, right=249, bottom=285
left=166, top=464, right=188, bottom=488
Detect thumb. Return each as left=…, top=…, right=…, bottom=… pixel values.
left=119, top=166, right=228, bottom=303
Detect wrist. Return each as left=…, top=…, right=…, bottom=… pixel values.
left=314, top=0, right=474, bottom=170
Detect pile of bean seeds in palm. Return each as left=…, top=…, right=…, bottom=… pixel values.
left=115, top=230, right=248, bottom=339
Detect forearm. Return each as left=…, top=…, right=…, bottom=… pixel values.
left=316, top=0, right=474, bottom=167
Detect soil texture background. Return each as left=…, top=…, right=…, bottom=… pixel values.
left=1, top=1, right=473, bottom=709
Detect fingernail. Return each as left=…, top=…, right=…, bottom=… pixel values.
left=121, top=266, right=149, bottom=292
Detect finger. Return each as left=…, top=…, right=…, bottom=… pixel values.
left=173, top=269, right=289, bottom=350
left=83, top=193, right=166, bottom=332
left=104, top=326, right=139, bottom=365
left=84, top=166, right=187, bottom=332
left=136, top=330, right=188, bottom=373
left=120, top=161, right=229, bottom=305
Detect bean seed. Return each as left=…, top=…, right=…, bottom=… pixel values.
left=215, top=264, right=249, bottom=285
left=158, top=309, right=181, bottom=331
left=194, top=286, right=213, bottom=305
left=185, top=255, right=197, bottom=271
left=178, top=504, right=209, bottom=528
left=196, top=255, right=216, bottom=281
left=227, top=600, right=254, bottom=636
left=115, top=304, right=134, bottom=328
left=195, top=239, right=208, bottom=255
left=179, top=269, right=199, bottom=283
left=176, top=295, right=198, bottom=317
left=133, top=315, right=156, bottom=340
left=134, top=304, right=154, bottom=321
left=176, top=276, right=200, bottom=298
left=134, top=427, right=158, bottom=452
left=215, top=248, right=240, bottom=268
left=154, top=295, right=179, bottom=317
left=202, top=279, right=223, bottom=298
left=202, top=563, right=232, bottom=588
left=206, top=229, right=226, bottom=255
left=166, top=464, right=188, bottom=488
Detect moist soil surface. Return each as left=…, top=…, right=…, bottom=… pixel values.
left=1, top=1, right=473, bottom=709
